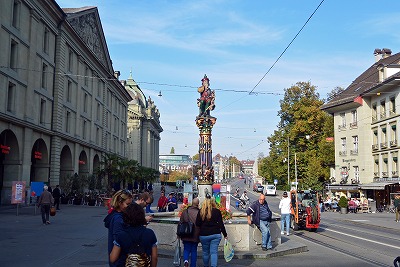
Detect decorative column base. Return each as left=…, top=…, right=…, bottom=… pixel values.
left=197, top=184, right=212, bottom=204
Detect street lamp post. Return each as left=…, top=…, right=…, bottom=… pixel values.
left=287, top=137, right=290, bottom=190
left=288, top=134, right=310, bottom=191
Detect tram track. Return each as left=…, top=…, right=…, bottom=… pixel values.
left=293, top=231, right=389, bottom=267
left=320, top=221, right=400, bottom=246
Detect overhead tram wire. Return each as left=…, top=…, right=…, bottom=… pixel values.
left=248, top=0, right=325, bottom=96
left=215, top=0, right=325, bottom=113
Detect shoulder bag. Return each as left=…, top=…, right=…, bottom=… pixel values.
left=176, top=209, right=194, bottom=237
left=50, top=206, right=56, bottom=216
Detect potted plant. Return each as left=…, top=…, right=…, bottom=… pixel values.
left=338, top=196, right=348, bottom=214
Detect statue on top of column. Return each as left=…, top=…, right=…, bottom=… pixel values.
left=197, top=74, right=215, bottom=117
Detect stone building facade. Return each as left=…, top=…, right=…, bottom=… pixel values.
left=124, top=73, right=162, bottom=171
left=0, top=1, right=132, bottom=204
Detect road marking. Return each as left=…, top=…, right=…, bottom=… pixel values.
left=324, top=228, right=398, bottom=249
left=350, top=220, right=369, bottom=222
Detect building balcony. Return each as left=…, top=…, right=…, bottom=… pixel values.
left=372, top=144, right=379, bottom=150
left=338, top=124, right=346, bottom=131
left=349, top=122, right=358, bottom=129
left=390, top=140, right=397, bottom=147
left=374, top=176, right=400, bottom=182
left=350, top=149, right=358, bottom=155
left=380, top=142, right=388, bottom=149
left=380, top=112, right=386, bottom=119
left=339, top=151, right=347, bottom=156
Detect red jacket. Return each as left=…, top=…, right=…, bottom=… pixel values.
left=157, top=196, right=168, bottom=209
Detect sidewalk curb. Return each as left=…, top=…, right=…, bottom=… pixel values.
left=157, top=241, right=308, bottom=260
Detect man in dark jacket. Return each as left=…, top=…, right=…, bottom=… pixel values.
left=246, top=193, right=273, bottom=251
left=52, top=185, right=61, bottom=210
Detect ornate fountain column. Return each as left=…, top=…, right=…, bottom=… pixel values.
left=195, top=74, right=216, bottom=201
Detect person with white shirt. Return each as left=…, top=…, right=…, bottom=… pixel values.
left=279, top=191, right=292, bottom=236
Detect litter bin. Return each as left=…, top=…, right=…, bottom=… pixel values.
left=369, top=200, right=376, bottom=213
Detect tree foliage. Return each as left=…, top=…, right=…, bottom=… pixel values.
left=326, top=86, right=345, bottom=102
left=259, top=82, right=334, bottom=191
left=95, top=153, right=159, bottom=191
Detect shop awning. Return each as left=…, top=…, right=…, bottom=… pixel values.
left=326, top=184, right=359, bottom=191
left=359, top=182, right=394, bottom=190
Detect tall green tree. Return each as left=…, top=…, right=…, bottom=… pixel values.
left=260, top=82, right=334, bottom=190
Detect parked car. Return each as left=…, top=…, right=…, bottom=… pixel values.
left=265, top=185, right=277, bottom=196
left=253, top=183, right=264, bottom=192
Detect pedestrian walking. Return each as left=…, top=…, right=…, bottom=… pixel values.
left=104, top=189, right=133, bottom=267
left=180, top=198, right=200, bottom=267
left=394, top=194, right=400, bottom=222
left=110, top=203, right=158, bottom=267
left=196, top=194, right=228, bottom=267
left=279, top=191, right=291, bottom=236
left=246, top=193, right=273, bottom=251
left=52, top=185, right=61, bottom=210
left=37, top=185, right=54, bottom=225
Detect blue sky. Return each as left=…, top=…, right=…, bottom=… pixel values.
left=56, top=0, right=400, bottom=160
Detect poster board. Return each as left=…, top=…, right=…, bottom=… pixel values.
left=11, top=181, right=26, bottom=204
left=30, top=181, right=44, bottom=204
left=212, top=184, right=221, bottom=204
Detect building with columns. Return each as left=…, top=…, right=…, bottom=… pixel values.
left=0, top=1, right=132, bottom=204
left=124, top=73, right=162, bottom=171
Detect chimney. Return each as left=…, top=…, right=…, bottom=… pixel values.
left=114, top=71, right=120, bottom=79
left=374, top=48, right=382, bottom=62
left=382, top=48, right=392, bottom=59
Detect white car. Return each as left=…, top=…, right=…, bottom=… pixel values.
left=265, top=185, right=276, bottom=196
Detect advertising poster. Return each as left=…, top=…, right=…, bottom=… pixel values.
left=212, top=184, right=221, bottom=204
left=11, top=181, right=26, bottom=204
left=30, top=181, right=44, bottom=197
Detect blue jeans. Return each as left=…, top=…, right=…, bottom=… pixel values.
left=182, top=240, right=198, bottom=267
left=280, top=213, right=290, bottom=234
left=259, top=220, right=272, bottom=249
left=199, top=234, right=222, bottom=267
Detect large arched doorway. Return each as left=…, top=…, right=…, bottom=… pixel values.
left=93, top=154, right=100, bottom=172
left=60, top=145, right=73, bottom=183
left=92, top=154, right=101, bottom=190
left=0, top=130, right=20, bottom=204
left=30, top=139, right=49, bottom=183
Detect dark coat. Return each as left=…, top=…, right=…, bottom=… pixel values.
left=246, top=200, right=272, bottom=227
left=179, top=205, right=200, bottom=243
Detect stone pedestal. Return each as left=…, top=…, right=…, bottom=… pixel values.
left=197, top=184, right=212, bottom=204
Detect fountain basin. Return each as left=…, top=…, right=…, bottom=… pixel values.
left=147, top=212, right=281, bottom=252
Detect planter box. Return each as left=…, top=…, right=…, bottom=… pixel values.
left=340, top=207, right=348, bottom=214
